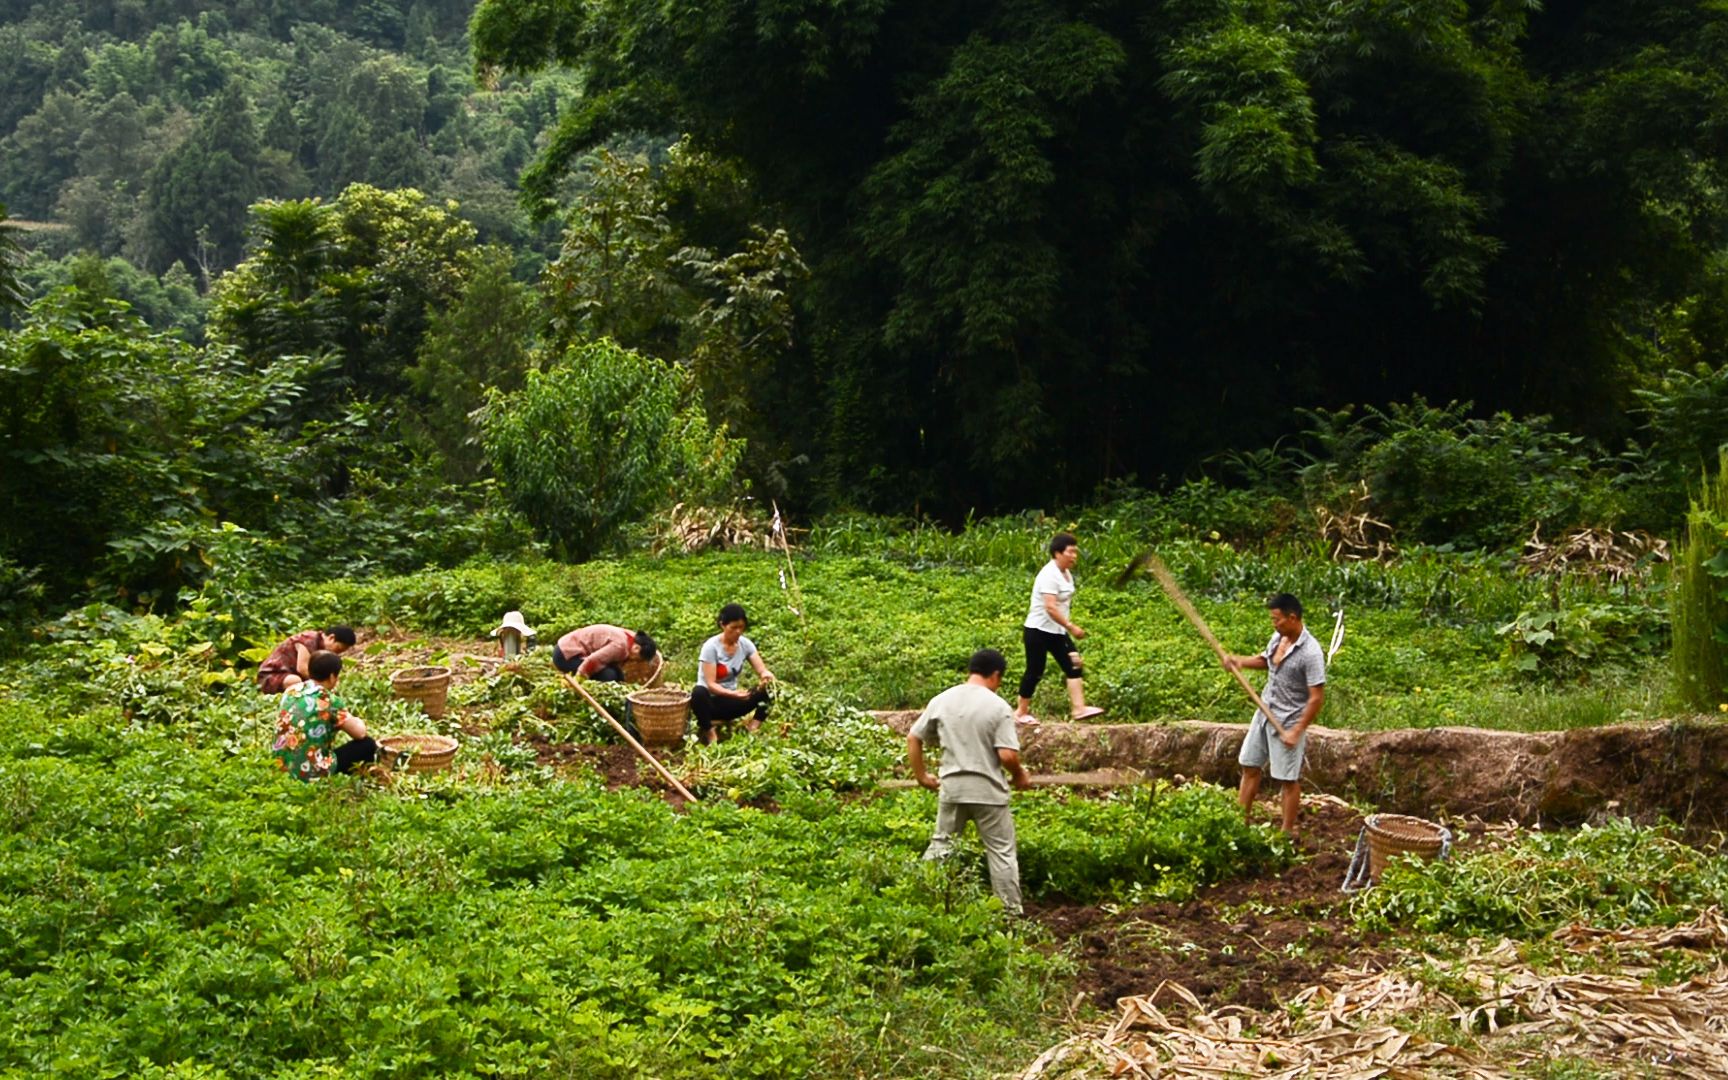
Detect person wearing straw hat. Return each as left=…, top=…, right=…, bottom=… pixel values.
left=490, top=610, right=538, bottom=658
left=908, top=648, right=1034, bottom=916
left=551, top=624, right=658, bottom=681
left=1221, top=593, right=1326, bottom=835
left=272, top=650, right=377, bottom=780
left=257, top=626, right=357, bottom=695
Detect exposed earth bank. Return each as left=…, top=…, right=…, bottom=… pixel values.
left=872, top=713, right=1728, bottom=831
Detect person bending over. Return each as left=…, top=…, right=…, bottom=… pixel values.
left=551, top=624, right=658, bottom=681
left=691, top=603, right=774, bottom=745
left=272, top=650, right=378, bottom=780
left=257, top=626, right=356, bottom=695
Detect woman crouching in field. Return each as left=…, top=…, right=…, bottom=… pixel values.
left=691, top=603, right=775, bottom=745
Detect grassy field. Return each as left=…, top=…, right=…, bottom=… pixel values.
left=244, top=538, right=1676, bottom=733
left=0, top=534, right=1716, bottom=1078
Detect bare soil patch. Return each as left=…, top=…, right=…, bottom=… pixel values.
left=1029, top=797, right=1398, bottom=1013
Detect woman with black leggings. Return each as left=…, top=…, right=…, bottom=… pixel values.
left=1015, top=532, right=1104, bottom=725
left=691, top=603, right=775, bottom=744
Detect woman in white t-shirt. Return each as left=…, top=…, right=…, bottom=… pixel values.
left=1015, top=532, right=1104, bottom=724
left=691, top=602, right=776, bottom=744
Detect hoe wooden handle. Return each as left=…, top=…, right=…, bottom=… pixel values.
left=1142, top=553, right=1287, bottom=735
left=563, top=674, right=699, bottom=802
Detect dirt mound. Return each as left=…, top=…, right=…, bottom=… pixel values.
left=1030, top=797, right=1393, bottom=1012
left=874, top=713, right=1728, bottom=832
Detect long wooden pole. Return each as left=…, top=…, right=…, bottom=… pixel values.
left=562, top=674, right=699, bottom=802
left=1139, top=552, right=1288, bottom=735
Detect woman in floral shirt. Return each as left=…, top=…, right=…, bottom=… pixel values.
left=272, top=651, right=377, bottom=779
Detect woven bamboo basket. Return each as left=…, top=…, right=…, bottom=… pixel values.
left=390, top=665, right=453, bottom=720
left=378, top=733, right=459, bottom=773
left=1365, top=813, right=1448, bottom=879
left=619, top=651, right=666, bottom=688
left=628, top=686, right=690, bottom=747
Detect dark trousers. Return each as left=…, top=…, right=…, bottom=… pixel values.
left=335, top=737, right=378, bottom=773
left=690, top=685, right=769, bottom=739
left=552, top=648, right=622, bottom=681
left=1018, top=626, right=1081, bottom=699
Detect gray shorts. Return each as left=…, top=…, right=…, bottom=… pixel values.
left=1237, top=711, right=1306, bottom=782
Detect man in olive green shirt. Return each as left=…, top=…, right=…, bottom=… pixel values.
left=907, top=648, right=1034, bottom=914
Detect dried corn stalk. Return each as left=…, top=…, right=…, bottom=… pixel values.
left=1022, top=909, right=1728, bottom=1079
left=1314, top=481, right=1397, bottom=563
left=1518, top=525, right=1669, bottom=582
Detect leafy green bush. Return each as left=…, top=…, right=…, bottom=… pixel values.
left=1016, top=782, right=1292, bottom=902
left=1353, top=818, right=1728, bottom=937
left=1497, top=600, right=1669, bottom=682
left=682, top=686, right=901, bottom=800
left=480, top=338, right=743, bottom=560
left=1300, top=399, right=1604, bottom=549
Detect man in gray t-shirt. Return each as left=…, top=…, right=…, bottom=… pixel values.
left=1222, top=592, right=1327, bottom=835
left=907, top=648, right=1034, bottom=914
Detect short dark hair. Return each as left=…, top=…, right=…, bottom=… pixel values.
left=1049, top=532, right=1078, bottom=556
left=717, top=603, right=748, bottom=627
left=634, top=631, right=658, bottom=661
left=326, top=626, right=357, bottom=647
left=308, top=650, right=344, bottom=682
left=1266, top=593, right=1303, bottom=618
left=968, top=648, right=1008, bottom=678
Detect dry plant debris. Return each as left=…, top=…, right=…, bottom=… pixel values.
left=1021, top=909, right=1728, bottom=1079
left=1314, top=481, right=1397, bottom=563
left=1518, top=524, right=1669, bottom=582
left=650, top=501, right=770, bottom=553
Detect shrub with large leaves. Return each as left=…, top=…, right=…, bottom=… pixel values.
left=480, top=337, right=742, bottom=559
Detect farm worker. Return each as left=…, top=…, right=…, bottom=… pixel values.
left=908, top=648, right=1034, bottom=916
left=256, top=625, right=356, bottom=695
left=1222, top=592, right=1327, bottom=835
left=551, top=624, right=658, bottom=681
left=1015, top=532, right=1105, bottom=725
left=691, top=603, right=774, bottom=745
left=271, top=650, right=378, bottom=780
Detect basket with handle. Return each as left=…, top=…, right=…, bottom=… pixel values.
left=627, top=686, right=690, bottom=747
left=1365, top=813, right=1450, bottom=880
left=390, top=666, right=453, bottom=720
left=377, top=733, right=459, bottom=772
left=619, top=651, right=666, bottom=688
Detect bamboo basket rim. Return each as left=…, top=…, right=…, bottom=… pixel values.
left=1366, top=813, right=1447, bottom=848
left=378, top=732, right=459, bottom=755
left=389, top=665, right=453, bottom=687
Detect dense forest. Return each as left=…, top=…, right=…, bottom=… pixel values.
left=3, top=0, right=1728, bottom=622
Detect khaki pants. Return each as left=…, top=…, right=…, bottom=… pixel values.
left=921, top=801, right=1023, bottom=915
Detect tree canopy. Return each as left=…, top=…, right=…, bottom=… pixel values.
left=473, top=0, right=1728, bottom=513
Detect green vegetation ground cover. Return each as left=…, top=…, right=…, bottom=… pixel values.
left=0, top=691, right=1289, bottom=1079
left=231, top=534, right=1676, bottom=732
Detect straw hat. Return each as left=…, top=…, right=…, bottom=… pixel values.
left=490, top=610, right=536, bottom=638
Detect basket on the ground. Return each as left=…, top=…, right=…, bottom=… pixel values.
left=390, top=665, right=452, bottom=719
left=1365, top=813, right=1448, bottom=879
left=378, top=733, right=459, bottom=772
left=620, top=651, right=666, bottom=688
left=628, top=686, right=690, bottom=747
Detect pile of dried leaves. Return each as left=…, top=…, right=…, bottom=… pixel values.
left=1022, top=909, right=1728, bottom=1078
left=1518, top=525, right=1669, bottom=582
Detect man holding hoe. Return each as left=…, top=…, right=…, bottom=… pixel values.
left=907, top=648, right=1034, bottom=916
left=1221, top=593, right=1326, bottom=835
